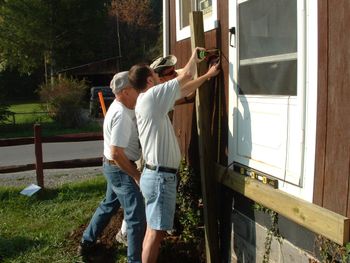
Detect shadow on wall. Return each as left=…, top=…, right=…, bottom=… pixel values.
left=227, top=61, right=256, bottom=263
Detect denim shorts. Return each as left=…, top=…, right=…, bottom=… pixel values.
left=140, top=168, right=177, bottom=231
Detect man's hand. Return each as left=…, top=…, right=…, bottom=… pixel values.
left=110, top=146, right=141, bottom=186
left=205, top=62, right=221, bottom=80
left=134, top=176, right=140, bottom=187
left=191, top=47, right=206, bottom=63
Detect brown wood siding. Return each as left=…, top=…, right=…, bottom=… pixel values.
left=168, top=1, right=350, bottom=217
left=314, top=0, right=350, bottom=217
left=313, top=0, right=328, bottom=207
left=169, top=0, right=229, bottom=165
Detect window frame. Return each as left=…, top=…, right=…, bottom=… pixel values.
left=175, top=0, right=218, bottom=41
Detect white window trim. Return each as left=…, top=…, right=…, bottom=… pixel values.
left=175, top=0, right=218, bottom=41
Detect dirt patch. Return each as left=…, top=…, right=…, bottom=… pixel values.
left=68, top=210, right=205, bottom=262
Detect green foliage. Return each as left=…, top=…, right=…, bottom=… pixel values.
left=110, top=0, right=163, bottom=68
left=0, top=176, right=106, bottom=262
left=176, top=159, right=203, bottom=243
left=0, top=0, right=112, bottom=73
left=0, top=68, right=42, bottom=100
left=316, top=236, right=350, bottom=262
left=0, top=97, right=12, bottom=124
left=38, top=77, right=89, bottom=128
left=254, top=203, right=283, bottom=263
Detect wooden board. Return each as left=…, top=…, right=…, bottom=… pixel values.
left=216, top=163, right=350, bottom=245
left=190, top=11, right=220, bottom=263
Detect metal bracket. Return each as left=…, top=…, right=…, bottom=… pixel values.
left=229, top=27, right=236, bottom=47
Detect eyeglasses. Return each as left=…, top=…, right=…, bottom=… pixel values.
left=159, top=68, right=176, bottom=77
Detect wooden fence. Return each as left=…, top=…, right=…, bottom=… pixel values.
left=0, top=124, right=103, bottom=188
left=7, top=112, right=49, bottom=125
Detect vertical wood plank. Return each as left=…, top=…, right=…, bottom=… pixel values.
left=323, top=0, right=350, bottom=216
left=34, top=124, right=44, bottom=188
left=190, top=11, right=220, bottom=263
left=313, top=0, right=328, bottom=206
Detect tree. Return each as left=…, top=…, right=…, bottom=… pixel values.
left=110, top=0, right=162, bottom=68
left=0, top=0, right=112, bottom=75
left=0, top=99, right=11, bottom=124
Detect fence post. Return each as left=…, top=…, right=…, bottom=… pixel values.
left=11, top=112, right=15, bottom=125
left=34, top=124, right=44, bottom=188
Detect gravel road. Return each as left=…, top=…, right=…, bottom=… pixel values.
left=0, top=166, right=103, bottom=188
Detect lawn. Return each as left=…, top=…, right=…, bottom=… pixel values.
left=8, top=102, right=52, bottom=125
left=0, top=169, right=206, bottom=263
left=0, top=175, right=127, bottom=263
left=1, top=101, right=101, bottom=138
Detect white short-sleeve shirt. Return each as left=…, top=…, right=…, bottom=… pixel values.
left=103, top=100, right=141, bottom=161
left=135, top=78, right=181, bottom=169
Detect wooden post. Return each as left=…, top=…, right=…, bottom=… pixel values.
left=190, top=11, right=220, bottom=263
left=34, top=124, right=44, bottom=188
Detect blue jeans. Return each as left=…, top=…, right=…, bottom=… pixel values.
left=82, top=163, right=145, bottom=263
left=140, top=168, right=177, bottom=230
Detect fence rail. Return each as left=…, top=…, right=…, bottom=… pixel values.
left=7, top=111, right=49, bottom=125
left=0, top=124, right=103, bottom=188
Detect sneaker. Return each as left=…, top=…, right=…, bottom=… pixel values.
left=77, top=240, right=96, bottom=256
left=167, top=229, right=175, bottom=235
left=115, top=230, right=128, bottom=246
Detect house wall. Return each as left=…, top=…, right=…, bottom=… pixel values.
left=313, top=0, right=350, bottom=217
left=167, top=0, right=350, bottom=261
left=169, top=0, right=350, bottom=217
left=169, top=0, right=229, bottom=166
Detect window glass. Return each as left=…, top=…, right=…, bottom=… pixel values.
left=197, top=0, right=212, bottom=17
left=239, top=60, right=297, bottom=95
left=176, top=0, right=216, bottom=41
left=180, top=0, right=192, bottom=29
left=238, top=0, right=297, bottom=95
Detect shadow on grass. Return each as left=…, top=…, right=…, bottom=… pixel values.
left=31, top=178, right=106, bottom=202
left=0, top=236, right=45, bottom=261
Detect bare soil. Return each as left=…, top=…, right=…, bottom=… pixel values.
left=68, top=210, right=205, bottom=263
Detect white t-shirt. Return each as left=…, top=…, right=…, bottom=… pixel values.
left=135, top=78, right=181, bottom=169
left=103, top=100, right=141, bottom=161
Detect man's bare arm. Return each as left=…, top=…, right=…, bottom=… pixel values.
left=176, top=47, right=204, bottom=88
left=179, top=62, right=220, bottom=99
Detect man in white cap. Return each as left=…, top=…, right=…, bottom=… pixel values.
left=79, top=71, right=145, bottom=263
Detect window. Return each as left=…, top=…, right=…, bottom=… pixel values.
left=176, top=0, right=217, bottom=41
left=238, top=0, right=298, bottom=95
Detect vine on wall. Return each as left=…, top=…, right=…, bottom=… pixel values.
left=253, top=203, right=283, bottom=263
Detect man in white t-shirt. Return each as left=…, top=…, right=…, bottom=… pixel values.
left=79, top=71, right=145, bottom=263
left=129, top=47, right=220, bottom=263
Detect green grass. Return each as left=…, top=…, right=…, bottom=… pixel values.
left=9, top=102, right=45, bottom=113
left=8, top=102, right=52, bottom=125
left=0, top=175, right=112, bottom=262
left=1, top=101, right=101, bottom=138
